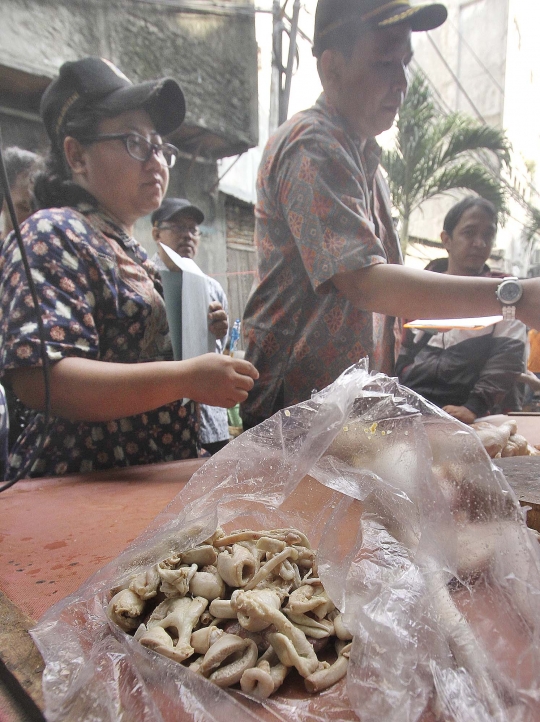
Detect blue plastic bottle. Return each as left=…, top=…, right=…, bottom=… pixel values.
left=229, top=319, right=241, bottom=357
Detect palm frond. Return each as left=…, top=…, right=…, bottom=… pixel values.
left=381, top=150, right=406, bottom=213
left=440, top=121, right=511, bottom=167
left=384, top=70, right=511, bottom=248
left=417, top=161, right=507, bottom=213
left=397, top=73, right=435, bottom=131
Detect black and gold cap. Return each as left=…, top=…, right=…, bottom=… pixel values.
left=313, top=0, right=448, bottom=57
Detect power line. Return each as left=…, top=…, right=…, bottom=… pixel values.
left=447, top=17, right=505, bottom=96
left=419, top=36, right=540, bottom=205
left=410, top=58, right=533, bottom=239
left=425, top=34, right=487, bottom=124
left=440, top=19, right=540, bottom=205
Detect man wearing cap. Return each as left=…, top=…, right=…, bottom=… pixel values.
left=241, top=0, right=445, bottom=427
left=241, top=0, right=540, bottom=427
left=151, top=198, right=231, bottom=454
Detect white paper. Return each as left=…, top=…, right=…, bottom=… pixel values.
left=160, top=243, right=207, bottom=278
left=159, top=243, right=214, bottom=359
left=404, top=315, right=503, bottom=330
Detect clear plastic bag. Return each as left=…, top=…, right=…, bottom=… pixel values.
left=0, top=383, right=9, bottom=481
left=31, top=362, right=540, bottom=721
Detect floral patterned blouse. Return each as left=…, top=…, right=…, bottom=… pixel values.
left=0, top=204, right=199, bottom=479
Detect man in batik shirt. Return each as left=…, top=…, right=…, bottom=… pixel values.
left=242, top=0, right=448, bottom=427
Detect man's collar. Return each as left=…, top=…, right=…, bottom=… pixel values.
left=425, top=257, right=494, bottom=276
left=316, top=93, right=382, bottom=164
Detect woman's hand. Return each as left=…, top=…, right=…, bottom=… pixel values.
left=208, top=302, right=228, bottom=339
left=182, top=354, right=258, bottom=407
left=6, top=355, right=258, bottom=421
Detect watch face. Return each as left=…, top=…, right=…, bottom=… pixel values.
left=498, top=280, right=522, bottom=304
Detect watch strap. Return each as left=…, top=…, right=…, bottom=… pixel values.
left=502, top=305, right=516, bottom=321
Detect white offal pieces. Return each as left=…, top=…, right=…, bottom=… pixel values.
left=107, top=527, right=352, bottom=699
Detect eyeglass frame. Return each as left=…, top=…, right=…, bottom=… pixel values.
left=157, top=221, right=201, bottom=237
left=78, top=132, right=180, bottom=168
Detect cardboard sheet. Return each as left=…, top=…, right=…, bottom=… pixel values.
left=404, top=315, right=503, bottom=331
left=159, top=244, right=214, bottom=360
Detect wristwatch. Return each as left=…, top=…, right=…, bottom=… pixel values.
left=495, top=277, right=523, bottom=320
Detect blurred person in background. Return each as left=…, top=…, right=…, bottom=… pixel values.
left=151, top=198, right=230, bottom=454
left=396, top=197, right=526, bottom=423
left=1, top=146, right=42, bottom=240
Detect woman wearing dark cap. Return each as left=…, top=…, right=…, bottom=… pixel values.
left=0, top=57, right=258, bottom=479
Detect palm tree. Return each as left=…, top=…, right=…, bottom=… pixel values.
left=382, top=73, right=511, bottom=255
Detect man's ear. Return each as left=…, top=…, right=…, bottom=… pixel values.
left=63, top=136, right=87, bottom=176
left=440, top=230, right=451, bottom=253
left=319, top=49, right=343, bottom=92
left=151, top=225, right=160, bottom=243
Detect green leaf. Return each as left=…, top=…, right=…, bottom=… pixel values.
left=381, top=70, right=511, bottom=252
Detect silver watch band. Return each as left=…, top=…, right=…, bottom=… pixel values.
left=502, top=305, right=516, bottom=321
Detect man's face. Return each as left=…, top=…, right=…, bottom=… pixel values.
left=441, top=206, right=497, bottom=276
left=155, top=211, right=201, bottom=270
left=323, top=24, right=413, bottom=140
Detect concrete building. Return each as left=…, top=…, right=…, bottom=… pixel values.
left=407, top=0, right=540, bottom=275
left=216, top=0, right=540, bottom=298
left=0, top=0, right=259, bottom=305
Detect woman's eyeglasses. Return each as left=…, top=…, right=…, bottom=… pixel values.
left=81, top=132, right=179, bottom=168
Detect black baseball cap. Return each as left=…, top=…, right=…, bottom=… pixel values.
left=40, top=57, right=186, bottom=146
left=313, top=0, right=448, bottom=56
left=151, top=198, right=205, bottom=225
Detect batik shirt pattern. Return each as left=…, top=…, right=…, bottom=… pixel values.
left=242, top=94, right=403, bottom=420
left=0, top=205, right=199, bottom=479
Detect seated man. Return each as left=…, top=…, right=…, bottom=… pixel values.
left=396, top=197, right=526, bottom=423
left=151, top=198, right=230, bottom=454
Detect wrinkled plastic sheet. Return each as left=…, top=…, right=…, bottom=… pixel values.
left=31, top=362, right=540, bottom=721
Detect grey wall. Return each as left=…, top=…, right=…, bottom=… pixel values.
left=0, top=0, right=258, bottom=154
left=1, top=0, right=258, bottom=301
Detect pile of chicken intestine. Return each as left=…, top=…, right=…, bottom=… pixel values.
left=107, top=528, right=352, bottom=698
left=471, top=418, right=540, bottom=459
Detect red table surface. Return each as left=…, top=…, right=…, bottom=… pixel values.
left=1, top=415, right=540, bottom=622
left=0, top=459, right=205, bottom=621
